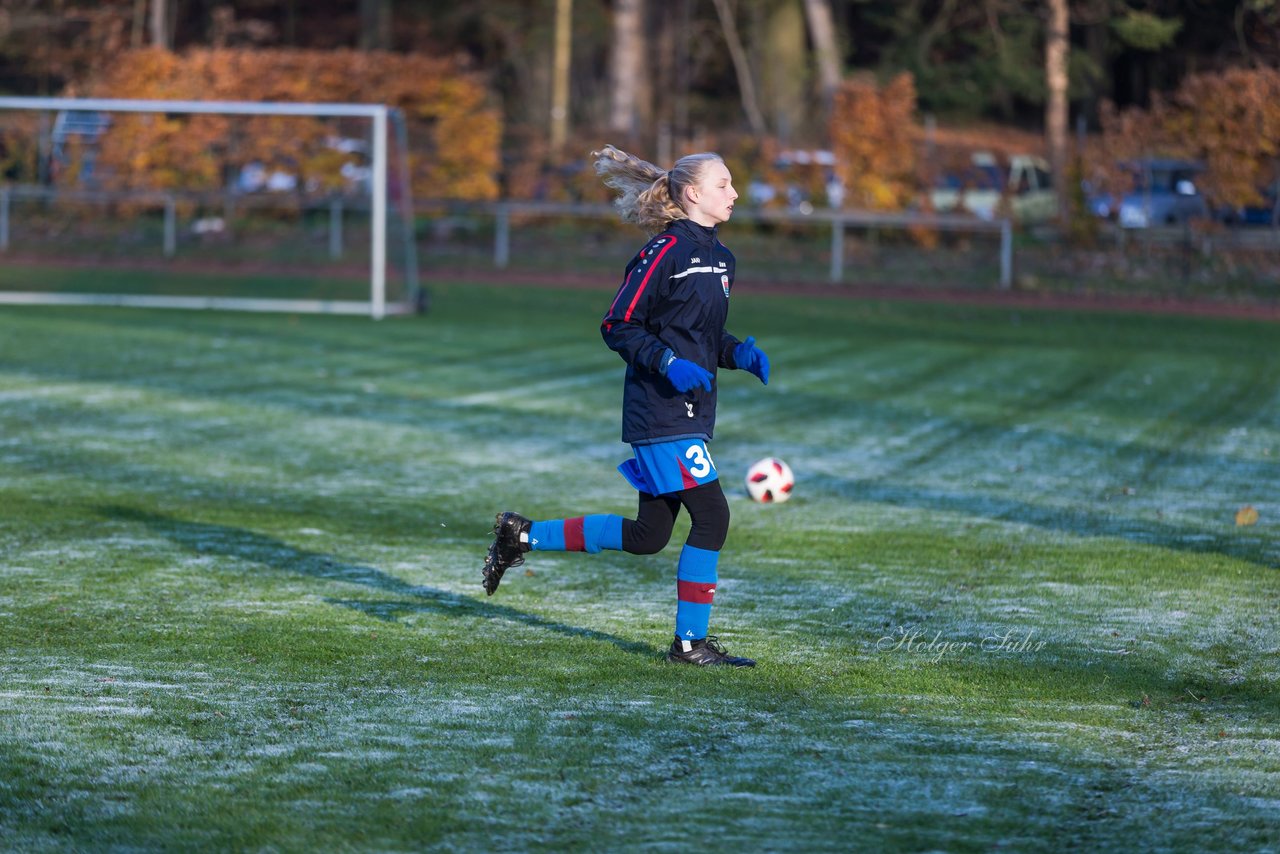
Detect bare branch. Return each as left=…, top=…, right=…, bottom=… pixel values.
left=710, top=0, right=767, bottom=136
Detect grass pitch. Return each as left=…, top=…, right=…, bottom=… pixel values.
left=1, top=282, right=1278, bottom=851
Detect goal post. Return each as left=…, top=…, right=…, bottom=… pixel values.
left=0, top=96, right=421, bottom=319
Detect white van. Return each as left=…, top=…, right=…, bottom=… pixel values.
left=930, top=152, right=1058, bottom=223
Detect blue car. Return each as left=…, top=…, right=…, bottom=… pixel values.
left=1217, top=181, right=1280, bottom=227
left=1116, top=159, right=1209, bottom=229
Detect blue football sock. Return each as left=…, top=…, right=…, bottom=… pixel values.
left=674, top=544, right=719, bottom=641
left=528, top=515, right=623, bottom=553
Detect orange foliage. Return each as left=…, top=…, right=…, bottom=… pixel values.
left=1096, top=67, right=1280, bottom=209
left=828, top=73, right=917, bottom=211
left=0, top=113, right=43, bottom=182
left=912, top=124, right=1047, bottom=160
left=80, top=48, right=501, bottom=200
left=499, top=127, right=617, bottom=203
left=1168, top=68, right=1280, bottom=208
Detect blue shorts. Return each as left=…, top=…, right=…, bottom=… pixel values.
left=617, top=438, right=719, bottom=496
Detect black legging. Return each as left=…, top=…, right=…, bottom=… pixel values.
left=621, top=480, right=730, bottom=554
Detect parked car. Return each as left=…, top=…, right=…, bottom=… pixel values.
left=235, top=136, right=371, bottom=195
left=1116, top=159, right=1209, bottom=229
left=1216, top=180, right=1280, bottom=227
left=929, top=152, right=1058, bottom=223
left=49, top=110, right=111, bottom=185
left=747, top=149, right=843, bottom=214
left=1082, top=179, right=1120, bottom=220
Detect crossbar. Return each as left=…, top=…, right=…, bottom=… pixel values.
left=0, top=96, right=388, bottom=118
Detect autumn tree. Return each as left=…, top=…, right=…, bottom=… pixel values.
left=828, top=73, right=917, bottom=211
left=1096, top=67, right=1280, bottom=210
left=81, top=48, right=501, bottom=200
left=1159, top=67, right=1280, bottom=210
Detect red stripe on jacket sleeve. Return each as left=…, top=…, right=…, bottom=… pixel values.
left=603, top=265, right=639, bottom=332
left=603, top=237, right=678, bottom=333
left=623, top=237, right=677, bottom=322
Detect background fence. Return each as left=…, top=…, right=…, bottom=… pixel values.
left=1, top=185, right=1278, bottom=305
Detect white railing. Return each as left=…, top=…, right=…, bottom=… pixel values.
left=483, top=201, right=1015, bottom=289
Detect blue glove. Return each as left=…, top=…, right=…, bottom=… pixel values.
left=734, top=336, right=770, bottom=385
left=662, top=351, right=714, bottom=393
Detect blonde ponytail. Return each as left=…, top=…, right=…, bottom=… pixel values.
left=591, top=144, right=724, bottom=235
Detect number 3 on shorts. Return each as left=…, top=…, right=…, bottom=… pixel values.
left=684, top=443, right=716, bottom=479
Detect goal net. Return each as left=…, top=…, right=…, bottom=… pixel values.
left=0, top=97, right=420, bottom=319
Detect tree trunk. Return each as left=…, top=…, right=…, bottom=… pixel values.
left=924, top=0, right=961, bottom=70
left=132, top=0, right=147, bottom=48
left=609, top=0, right=644, bottom=139
left=284, top=0, right=297, bottom=46
left=150, top=0, right=169, bottom=49
left=802, top=0, right=841, bottom=124
left=654, top=3, right=675, bottom=162
left=710, top=0, right=767, bottom=136
left=1046, top=0, right=1070, bottom=221
left=360, top=0, right=391, bottom=50
left=760, top=2, right=806, bottom=143
left=1082, top=19, right=1109, bottom=127
left=550, top=0, right=573, bottom=156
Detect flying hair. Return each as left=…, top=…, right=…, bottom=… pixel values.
left=590, top=144, right=725, bottom=235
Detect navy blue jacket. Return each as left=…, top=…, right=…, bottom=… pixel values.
left=601, top=219, right=743, bottom=445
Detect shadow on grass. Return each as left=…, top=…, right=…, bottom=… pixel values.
left=836, top=477, right=1278, bottom=570
left=97, top=504, right=659, bottom=660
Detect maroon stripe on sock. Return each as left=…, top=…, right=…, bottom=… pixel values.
left=564, top=517, right=586, bottom=552
left=677, top=580, right=716, bottom=604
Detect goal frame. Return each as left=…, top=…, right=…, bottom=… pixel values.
left=0, top=96, right=421, bottom=319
